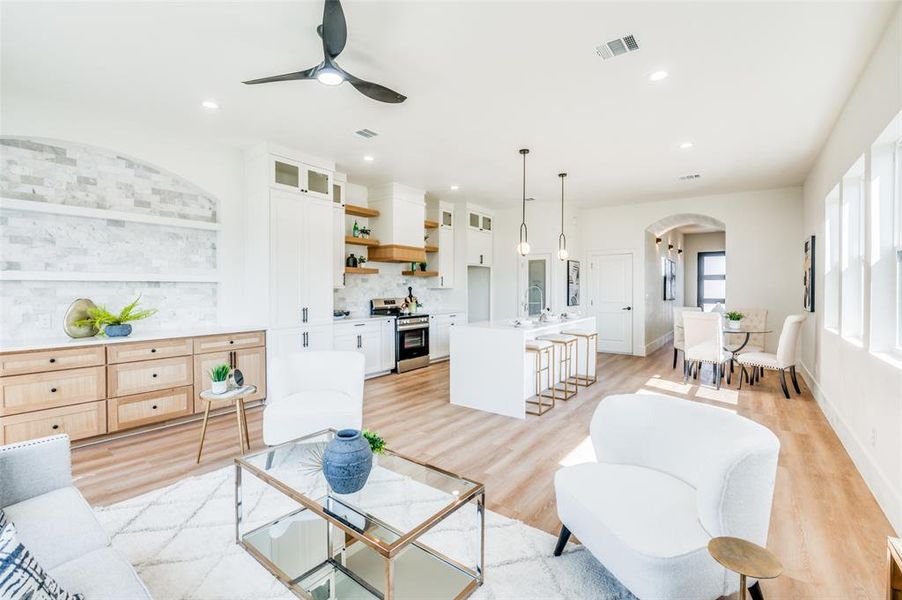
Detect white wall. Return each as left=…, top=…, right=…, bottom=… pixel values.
left=0, top=94, right=247, bottom=323
left=644, top=229, right=684, bottom=353
left=683, top=231, right=726, bottom=307
left=799, top=4, right=902, bottom=532
left=578, top=187, right=803, bottom=355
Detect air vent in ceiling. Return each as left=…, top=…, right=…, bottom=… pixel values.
left=679, top=173, right=702, bottom=181
left=595, top=34, right=640, bottom=60
left=355, top=128, right=379, bottom=139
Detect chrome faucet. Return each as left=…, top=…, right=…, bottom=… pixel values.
left=523, top=285, right=546, bottom=319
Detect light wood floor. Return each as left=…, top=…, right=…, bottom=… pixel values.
left=72, top=345, right=895, bottom=599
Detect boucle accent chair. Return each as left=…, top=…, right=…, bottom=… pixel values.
left=554, top=394, right=780, bottom=600
left=736, top=314, right=806, bottom=399
left=0, top=435, right=151, bottom=599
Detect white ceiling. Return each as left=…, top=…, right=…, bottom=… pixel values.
left=1, top=1, right=897, bottom=208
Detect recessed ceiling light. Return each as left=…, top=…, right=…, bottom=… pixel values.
left=649, top=70, right=669, bottom=82
left=450, top=185, right=459, bottom=191
left=679, top=141, right=694, bottom=149
left=201, top=100, right=220, bottom=110
left=363, top=155, right=374, bottom=162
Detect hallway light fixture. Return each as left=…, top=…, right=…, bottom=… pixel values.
left=558, top=172, right=569, bottom=260
left=517, top=148, right=531, bottom=256
left=655, top=237, right=662, bottom=245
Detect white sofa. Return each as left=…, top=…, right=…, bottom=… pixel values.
left=554, top=393, right=780, bottom=600
left=263, top=350, right=365, bottom=448
left=0, top=435, right=151, bottom=599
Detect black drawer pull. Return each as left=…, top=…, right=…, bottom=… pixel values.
left=49, top=358, right=56, bottom=363
left=229, top=340, right=235, bottom=345
left=152, top=405, right=158, bottom=410
left=152, top=373, right=158, bottom=378
left=50, top=387, right=57, bottom=393
left=151, top=348, right=157, bottom=353
left=51, top=424, right=59, bottom=430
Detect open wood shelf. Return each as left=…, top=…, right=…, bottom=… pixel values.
left=345, top=204, right=380, bottom=218
left=402, top=270, right=439, bottom=277
left=345, top=266, right=379, bottom=275
left=345, top=236, right=380, bottom=247
left=424, top=245, right=439, bottom=253
left=424, top=219, right=439, bottom=229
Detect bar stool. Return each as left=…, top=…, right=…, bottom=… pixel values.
left=536, top=333, right=578, bottom=400
left=525, top=339, right=555, bottom=416
left=561, top=327, right=598, bottom=387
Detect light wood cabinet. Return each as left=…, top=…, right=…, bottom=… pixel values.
left=108, top=386, right=192, bottom=432
left=194, top=346, right=266, bottom=412
left=106, top=338, right=193, bottom=364
left=0, top=346, right=105, bottom=377
left=193, top=331, right=265, bottom=354
left=0, top=401, right=106, bottom=445
left=108, top=356, right=192, bottom=398
left=0, top=366, right=106, bottom=415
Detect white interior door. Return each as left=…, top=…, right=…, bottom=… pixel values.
left=589, top=252, right=633, bottom=354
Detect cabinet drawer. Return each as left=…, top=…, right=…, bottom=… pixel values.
left=107, top=338, right=193, bottom=364
left=108, top=356, right=192, bottom=397
left=193, top=331, right=265, bottom=354
left=0, top=346, right=105, bottom=377
left=0, top=401, right=106, bottom=445
left=0, top=366, right=106, bottom=416
left=108, top=386, right=193, bottom=432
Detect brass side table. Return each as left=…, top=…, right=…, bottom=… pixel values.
left=196, top=384, right=257, bottom=463
left=708, top=536, right=782, bottom=600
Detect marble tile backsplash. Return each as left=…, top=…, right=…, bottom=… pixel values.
left=333, top=263, right=456, bottom=317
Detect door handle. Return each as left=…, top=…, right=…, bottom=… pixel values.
left=622, top=306, right=632, bottom=311
left=357, top=335, right=362, bottom=349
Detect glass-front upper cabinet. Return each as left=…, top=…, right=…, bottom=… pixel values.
left=273, top=159, right=300, bottom=189
left=441, top=209, right=453, bottom=228
left=468, top=212, right=480, bottom=229
left=481, top=215, right=492, bottom=232
left=304, top=166, right=331, bottom=199
left=271, top=156, right=333, bottom=201
left=332, top=181, right=345, bottom=206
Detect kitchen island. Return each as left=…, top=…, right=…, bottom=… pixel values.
left=449, top=316, right=596, bottom=419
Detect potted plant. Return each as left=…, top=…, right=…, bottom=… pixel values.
left=359, top=226, right=371, bottom=239
left=209, top=363, right=230, bottom=394
left=357, top=256, right=367, bottom=266
left=73, top=295, right=158, bottom=337
left=724, top=311, right=744, bottom=330
left=418, top=262, right=428, bottom=272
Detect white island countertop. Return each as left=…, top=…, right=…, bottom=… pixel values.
left=462, top=316, right=589, bottom=333
left=0, top=324, right=268, bottom=353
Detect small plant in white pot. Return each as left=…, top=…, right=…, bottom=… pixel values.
left=724, top=311, right=744, bottom=330
left=209, top=363, right=230, bottom=394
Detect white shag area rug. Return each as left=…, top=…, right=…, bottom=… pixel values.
left=94, top=465, right=633, bottom=600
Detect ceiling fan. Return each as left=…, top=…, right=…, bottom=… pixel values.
left=242, top=0, right=406, bottom=104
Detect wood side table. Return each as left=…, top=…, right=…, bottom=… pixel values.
left=196, top=384, right=257, bottom=463
left=708, top=536, right=782, bottom=600
left=888, top=537, right=902, bottom=600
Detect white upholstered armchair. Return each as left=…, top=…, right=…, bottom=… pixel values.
left=554, top=393, right=780, bottom=600
left=263, top=351, right=365, bottom=453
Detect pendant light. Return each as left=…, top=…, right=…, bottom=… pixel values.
left=517, top=148, right=531, bottom=256
left=557, top=172, right=569, bottom=260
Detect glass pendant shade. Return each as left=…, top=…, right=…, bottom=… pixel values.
left=517, top=149, right=530, bottom=256
left=557, top=172, right=568, bottom=261
left=557, top=247, right=569, bottom=260
left=518, top=241, right=532, bottom=256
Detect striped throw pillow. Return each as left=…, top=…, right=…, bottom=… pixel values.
left=0, top=510, right=84, bottom=600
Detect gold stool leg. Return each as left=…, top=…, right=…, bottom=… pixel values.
left=196, top=400, right=212, bottom=464
left=527, top=348, right=555, bottom=416
left=548, top=340, right=578, bottom=400
left=239, top=398, right=251, bottom=450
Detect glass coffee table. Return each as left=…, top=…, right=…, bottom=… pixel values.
left=235, top=429, right=485, bottom=600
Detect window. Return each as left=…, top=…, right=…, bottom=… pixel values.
left=896, top=139, right=902, bottom=350
left=697, top=251, right=725, bottom=311
left=841, top=156, right=865, bottom=342
left=824, top=185, right=841, bottom=331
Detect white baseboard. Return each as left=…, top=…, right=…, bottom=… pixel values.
left=643, top=331, right=673, bottom=357
left=798, top=362, right=901, bottom=534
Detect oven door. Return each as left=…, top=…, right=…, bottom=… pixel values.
left=397, top=325, right=429, bottom=362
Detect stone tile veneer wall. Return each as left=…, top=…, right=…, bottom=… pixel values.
left=333, top=263, right=455, bottom=317
left=0, top=137, right=220, bottom=341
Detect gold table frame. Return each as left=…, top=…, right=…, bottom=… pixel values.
left=234, top=429, right=485, bottom=600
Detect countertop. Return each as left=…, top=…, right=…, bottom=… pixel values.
left=0, top=324, right=268, bottom=353
left=333, top=315, right=395, bottom=324
left=460, top=315, right=593, bottom=333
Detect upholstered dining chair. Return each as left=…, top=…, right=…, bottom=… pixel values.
left=736, top=314, right=806, bottom=399
left=554, top=393, right=780, bottom=600
left=682, top=312, right=731, bottom=389
left=725, top=308, right=768, bottom=354
left=672, top=306, right=702, bottom=369
left=263, top=351, right=364, bottom=467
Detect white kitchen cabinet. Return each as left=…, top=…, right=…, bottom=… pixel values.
left=270, top=190, right=334, bottom=328
left=334, top=320, right=395, bottom=377
left=333, top=205, right=345, bottom=289
left=271, top=156, right=333, bottom=201
left=466, top=229, right=492, bottom=266
left=429, top=312, right=465, bottom=361
left=267, top=324, right=334, bottom=379
left=429, top=203, right=454, bottom=289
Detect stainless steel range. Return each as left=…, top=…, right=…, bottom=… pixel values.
left=371, top=298, right=430, bottom=373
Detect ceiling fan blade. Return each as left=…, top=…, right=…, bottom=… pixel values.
left=321, top=0, right=347, bottom=58
left=344, top=72, right=407, bottom=103
left=242, top=67, right=318, bottom=85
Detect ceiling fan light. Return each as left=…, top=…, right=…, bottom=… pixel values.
left=316, top=68, right=344, bottom=86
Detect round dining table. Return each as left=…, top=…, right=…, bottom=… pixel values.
left=676, top=325, right=773, bottom=353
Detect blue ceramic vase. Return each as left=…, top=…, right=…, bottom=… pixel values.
left=105, top=324, right=132, bottom=337
left=323, top=429, right=373, bottom=494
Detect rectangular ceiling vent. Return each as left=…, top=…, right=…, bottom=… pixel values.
left=355, top=128, right=379, bottom=139
left=595, top=34, right=639, bottom=60
left=679, top=173, right=702, bottom=181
